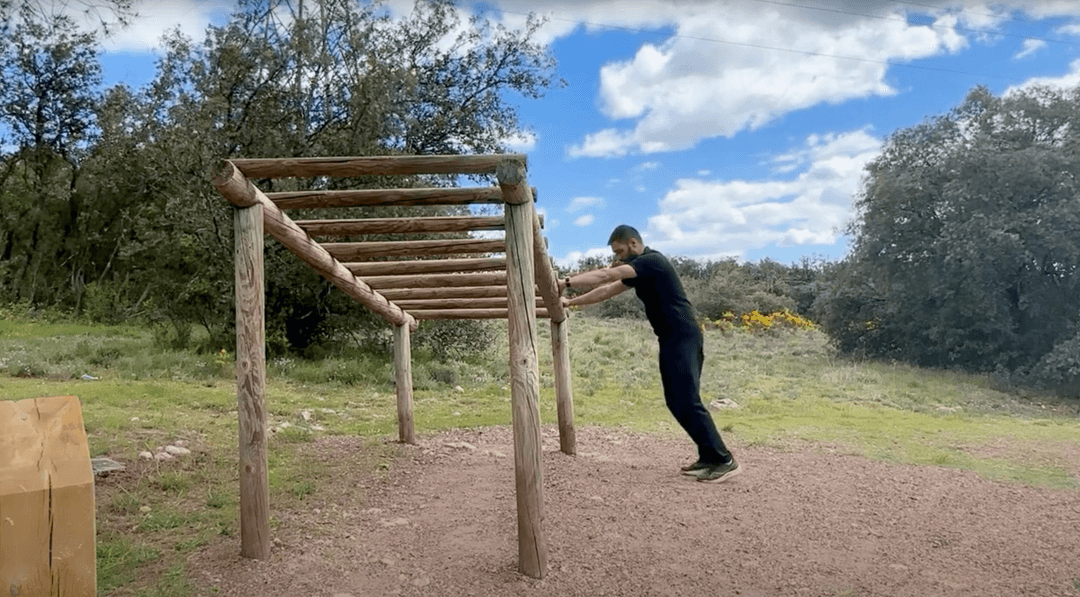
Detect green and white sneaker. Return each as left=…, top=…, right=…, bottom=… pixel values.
left=695, top=458, right=741, bottom=483
left=680, top=460, right=713, bottom=476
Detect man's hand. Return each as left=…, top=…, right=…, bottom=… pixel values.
left=560, top=296, right=572, bottom=310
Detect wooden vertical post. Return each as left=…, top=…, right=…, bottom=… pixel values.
left=394, top=323, right=416, bottom=444
left=235, top=204, right=270, bottom=560
left=551, top=319, right=576, bottom=455
left=499, top=159, right=548, bottom=578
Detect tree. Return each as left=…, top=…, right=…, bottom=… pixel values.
left=1, top=0, right=134, bottom=36
left=682, top=258, right=796, bottom=321
left=0, top=15, right=101, bottom=306
left=819, top=85, right=1080, bottom=391
left=89, top=0, right=561, bottom=351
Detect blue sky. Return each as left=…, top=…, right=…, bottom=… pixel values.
left=88, top=0, right=1080, bottom=267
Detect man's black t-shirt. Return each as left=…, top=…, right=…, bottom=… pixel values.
left=621, top=248, right=699, bottom=338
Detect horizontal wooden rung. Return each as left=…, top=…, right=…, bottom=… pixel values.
left=345, top=258, right=505, bottom=276
left=296, top=216, right=505, bottom=237
left=268, top=187, right=506, bottom=209
left=377, top=286, right=539, bottom=300
left=364, top=272, right=507, bottom=289
left=233, top=154, right=527, bottom=178
left=322, top=239, right=504, bottom=261
left=395, top=298, right=511, bottom=310
left=410, top=308, right=550, bottom=320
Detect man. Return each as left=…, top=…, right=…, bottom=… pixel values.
left=559, top=225, right=740, bottom=483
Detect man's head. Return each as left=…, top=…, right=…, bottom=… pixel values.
left=608, top=225, right=644, bottom=263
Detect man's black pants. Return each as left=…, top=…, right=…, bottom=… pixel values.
left=658, top=329, right=732, bottom=465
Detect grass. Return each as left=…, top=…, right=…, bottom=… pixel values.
left=2, top=312, right=1079, bottom=595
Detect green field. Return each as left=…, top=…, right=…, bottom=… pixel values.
left=2, top=314, right=1078, bottom=596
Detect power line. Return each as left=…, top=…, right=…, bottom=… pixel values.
left=500, top=8, right=1036, bottom=84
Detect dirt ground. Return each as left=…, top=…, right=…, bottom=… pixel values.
left=188, top=425, right=1080, bottom=597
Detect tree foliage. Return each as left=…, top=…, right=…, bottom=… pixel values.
left=1, top=0, right=134, bottom=37
left=817, top=85, right=1080, bottom=393
left=560, top=254, right=815, bottom=323
left=0, top=15, right=101, bottom=307
left=0, top=0, right=560, bottom=354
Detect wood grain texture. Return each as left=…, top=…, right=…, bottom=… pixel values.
left=393, top=324, right=415, bottom=445
left=551, top=319, right=576, bottom=456
left=532, top=214, right=566, bottom=323
left=235, top=205, right=270, bottom=560
left=0, top=395, right=96, bottom=597
left=361, top=272, right=507, bottom=290
left=378, top=286, right=537, bottom=301
left=268, top=187, right=505, bottom=209
left=344, top=258, right=505, bottom=277
left=296, top=216, right=504, bottom=236
left=322, top=239, right=505, bottom=261
left=496, top=158, right=533, bottom=205
left=211, top=160, right=260, bottom=207
left=500, top=178, right=548, bottom=578
left=232, top=154, right=526, bottom=178
left=395, top=297, right=511, bottom=310
left=409, top=308, right=550, bottom=320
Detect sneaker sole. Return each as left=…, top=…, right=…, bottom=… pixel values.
left=696, top=465, right=742, bottom=483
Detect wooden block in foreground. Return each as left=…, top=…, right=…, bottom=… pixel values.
left=0, top=395, right=96, bottom=597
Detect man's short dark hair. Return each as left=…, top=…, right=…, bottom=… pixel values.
left=608, top=225, right=642, bottom=245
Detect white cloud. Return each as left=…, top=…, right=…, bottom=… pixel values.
left=697, top=169, right=711, bottom=176
left=566, top=196, right=604, bottom=212
left=638, top=161, right=660, bottom=170
left=569, top=129, right=634, bottom=158
left=555, top=246, right=611, bottom=269
left=489, top=0, right=688, bottom=46
left=97, top=0, right=232, bottom=53
left=1023, top=2, right=1080, bottom=20
left=574, top=214, right=595, bottom=226
left=1014, top=38, right=1046, bottom=59
left=535, top=206, right=557, bottom=231
left=1058, top=23, right=1080, bottom=37
left=643, top=128, right=882, bottom=260
left=1006, top=58, right=1080, bottom=95
left=502, top=130, right=538, bottom=152
left=559, top=1, right=971, bottom=158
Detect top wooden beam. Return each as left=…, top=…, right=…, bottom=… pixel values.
left=231, top=154, right=527, bottom=179
left=267, top=187, right=506, bottom=210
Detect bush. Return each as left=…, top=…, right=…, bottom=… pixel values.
left=1026, top=331, right=1080, bottom=398
left=704, top=310, right=817, bottom=335
left=413, top=319, right=497, bottom=361
left=684, top=263, right=795, bottom=321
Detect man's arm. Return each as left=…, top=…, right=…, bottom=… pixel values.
left=563, top=280, right=628, bottom=308
left=561, top=263, right=636, bottom=292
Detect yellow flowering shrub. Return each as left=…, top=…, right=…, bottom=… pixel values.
left=704, top=309, right=816, bottom=335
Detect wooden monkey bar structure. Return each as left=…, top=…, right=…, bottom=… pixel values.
left=210, top=154, right=575, bottom=578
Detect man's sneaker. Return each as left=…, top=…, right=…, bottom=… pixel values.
left=680, top=460, right=713, bottom=476
left=695, top=458, right=741, bottom=483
